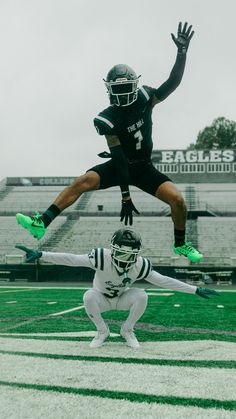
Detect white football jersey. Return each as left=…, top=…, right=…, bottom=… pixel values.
left=88, top=248, right=152, bottom=298
left=41, top=248, right=197, bottom=298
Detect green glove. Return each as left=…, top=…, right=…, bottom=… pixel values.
left=196, top=287, right=220, bottom=299
left=171, top=22, right=194, bottom=54
left=15, top=245, right=42, bottom=263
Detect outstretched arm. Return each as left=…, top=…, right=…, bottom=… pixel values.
left=146, top=270, right=220, bottom=298
left=146, top=270, right=197, bottom=293
left=153, top=22, right=194, bottom=105
left=15, top=245, right=92, bottom=267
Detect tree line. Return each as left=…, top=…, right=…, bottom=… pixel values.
left=188, top=117, right=236, bottom=150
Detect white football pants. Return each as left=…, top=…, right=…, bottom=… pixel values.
left=83, top=288, right=148, bottom=332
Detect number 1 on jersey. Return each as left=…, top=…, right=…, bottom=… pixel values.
left=134, top=130, right=143, bottom=150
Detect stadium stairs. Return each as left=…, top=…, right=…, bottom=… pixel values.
left=73, top=191, right=93, bottom=211
left=0, top=185, right=14, bottom=206
left=39, top=217, right=79, bottom=251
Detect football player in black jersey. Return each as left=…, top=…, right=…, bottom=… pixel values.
left=16, top=22, right=203, bottom=263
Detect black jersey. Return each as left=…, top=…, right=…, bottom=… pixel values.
left=94, top=85, right=157, bottom=161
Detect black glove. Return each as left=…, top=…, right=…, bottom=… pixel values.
left=171, top=22, right=194, bottom=54
left=196, top=287, right=220, bottom=299
left=120, top=199, right=140, bottom=226
left=15, top=244, right=42, bottom=263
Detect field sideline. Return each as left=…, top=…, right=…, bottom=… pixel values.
left=0, top=285, right=235, bottom=419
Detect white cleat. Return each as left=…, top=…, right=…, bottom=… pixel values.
left=120, top=327, right=140, bottom=349
left=89, top=329, right=110, bottom=348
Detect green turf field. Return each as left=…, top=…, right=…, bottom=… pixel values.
left=0, top=285, right=235, bottom=418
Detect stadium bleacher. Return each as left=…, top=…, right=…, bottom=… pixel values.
left=0, top=185, right=78, bottom=214
left=180, top=183, right=236, bottom=215
left=81, top=187, right=169, bottom=215
left=198, top=217, right=236, bottom=266
left=0, top=174, right=236, bottom=270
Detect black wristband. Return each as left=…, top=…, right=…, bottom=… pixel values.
left=121, top=190, right=130, bottom=199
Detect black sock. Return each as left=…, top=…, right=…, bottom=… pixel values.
left=174, top=228, right=185, bottom=247
left=42, top=204, right=61, bottom=228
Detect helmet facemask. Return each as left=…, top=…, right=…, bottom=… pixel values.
left=105, top=78, right=139, bottom=107
left=111, top=244, right=139, bottom=270
left=104, top=64, right=140, bottom=107
left=110, top=228, right=141, bottom=271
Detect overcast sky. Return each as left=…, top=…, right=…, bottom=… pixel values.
left=0, top=0, right=235, bottom=181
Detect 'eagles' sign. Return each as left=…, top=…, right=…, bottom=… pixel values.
left=153, top=149, right=235, bottom=163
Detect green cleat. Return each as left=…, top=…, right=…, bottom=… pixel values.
left=172, top=242, right=203, bottom=263
left=16, top=212, right=46, bottom=240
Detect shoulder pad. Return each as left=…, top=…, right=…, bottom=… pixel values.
left=88, top=248, right=105, bottom=270
left=136, top=257, right=152, bottom=280
left=139, top=85, right=156, bottom=103
left=94, top=107, right=115, bottom=136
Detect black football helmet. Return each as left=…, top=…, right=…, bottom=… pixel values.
left=104, top=64, right=140, bottom=107
left=111, top=228, right=142, bottom=270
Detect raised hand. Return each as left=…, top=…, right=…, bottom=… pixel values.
left=171, top=22, right=194, bottom=53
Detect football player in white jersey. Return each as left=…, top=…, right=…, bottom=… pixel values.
left=16, top=229, right=219, bottom=349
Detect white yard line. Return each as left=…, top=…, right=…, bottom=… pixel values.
left=0, top=289, right=43, bottom=294
left=0, top=304, right=85, bottom=332
left=49, top=305, right=85, bottom=316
